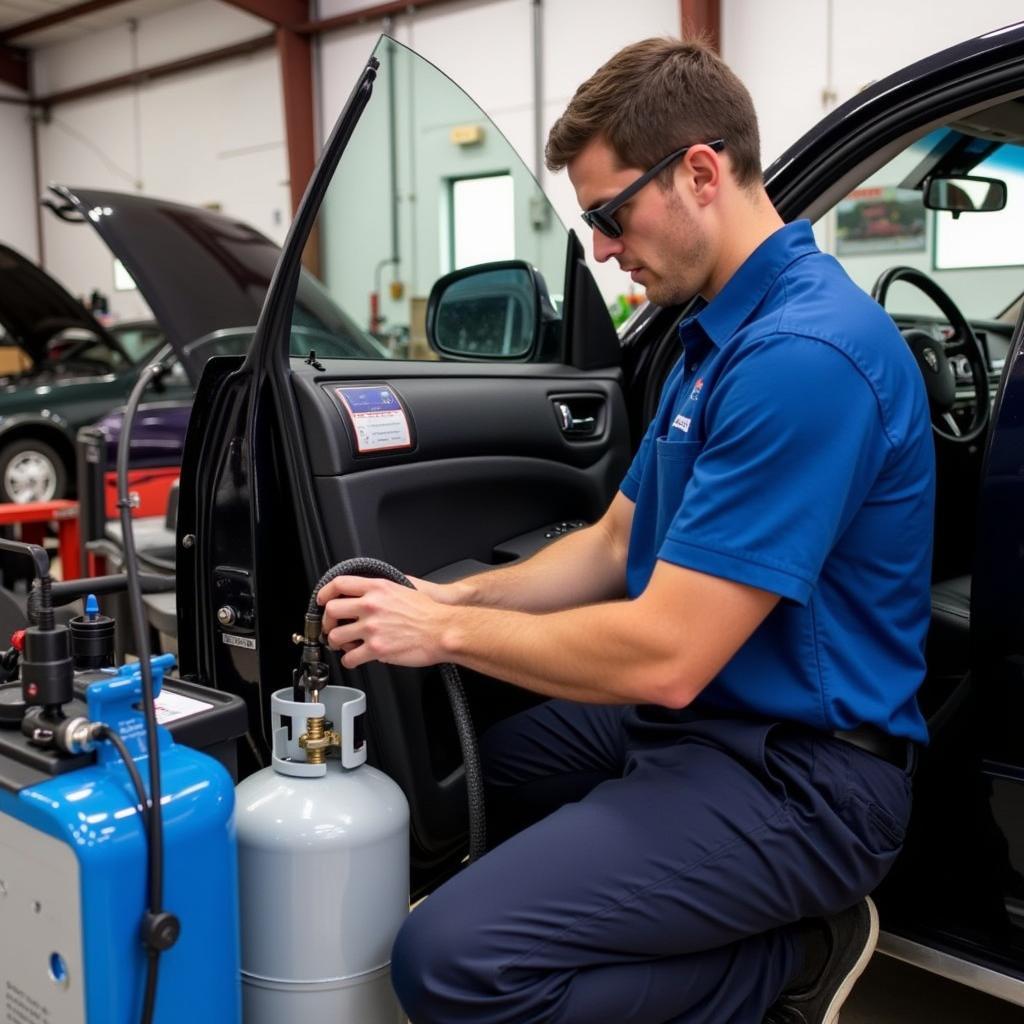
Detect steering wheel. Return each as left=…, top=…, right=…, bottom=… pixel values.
left=871, top=266, right=989, bottom=444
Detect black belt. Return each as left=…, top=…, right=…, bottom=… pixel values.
left=832, top=724, right=914, bottom=771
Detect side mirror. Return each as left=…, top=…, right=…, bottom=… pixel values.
left=924, top=175, right=1007, bottom=219
left=426, top=261, right=559, bottom=360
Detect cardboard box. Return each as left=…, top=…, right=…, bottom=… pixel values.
left=0, top=347, right=31, bottom=376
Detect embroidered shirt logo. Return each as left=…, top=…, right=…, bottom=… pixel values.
left=672, top=414, right=691, bottom=433
left=689, top=377, right=704, bottom=401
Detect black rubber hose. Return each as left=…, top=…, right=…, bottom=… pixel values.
left=116, top=361, right=171, bottom=1024
left=311, top=557, right=487, bottom=863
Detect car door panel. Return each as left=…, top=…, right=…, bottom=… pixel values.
left=292, top=363, right=629, bottom=580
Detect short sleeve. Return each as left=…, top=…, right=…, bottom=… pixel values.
left=660, top=335, right=890, bottom=604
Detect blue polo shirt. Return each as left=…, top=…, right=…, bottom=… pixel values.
left=621, top=220, right=934, bottom=743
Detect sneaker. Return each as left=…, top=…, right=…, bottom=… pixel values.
left=764, top=896, right=879, bottom=1024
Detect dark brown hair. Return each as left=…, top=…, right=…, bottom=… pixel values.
left=545, top=37, right=762, bottom=188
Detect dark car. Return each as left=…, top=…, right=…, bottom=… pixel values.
left=0, top=189, right=385, bottom=503
left=0, top=239, right=176, bottom=502
left=174, top=29, right=1024, bottom=1007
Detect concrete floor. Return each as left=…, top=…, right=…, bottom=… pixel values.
left=843, top=954, right=1023, bottom=1022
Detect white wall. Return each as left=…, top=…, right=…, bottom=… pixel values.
left=28, top=0, right=285, bottom=322
left=0, top=87, right=37, bottom=261
left=723, top=0, right=1024, bottom=170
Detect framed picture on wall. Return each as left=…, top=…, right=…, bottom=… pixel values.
left=836, top=186, right=926, bottom=255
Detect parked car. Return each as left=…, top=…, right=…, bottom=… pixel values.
left=0, top=189, right=385, bottom=503
left=0, top=241, right=173, bottom=502
left=175, top=27, right=1024, bottom=1006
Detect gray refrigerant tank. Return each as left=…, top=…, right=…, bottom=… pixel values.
left=235, top=685, right=409, bottom=1022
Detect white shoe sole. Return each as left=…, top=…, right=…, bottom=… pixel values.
left=821, top=895, right=879, bottom=1024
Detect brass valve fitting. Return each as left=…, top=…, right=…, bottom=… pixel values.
left=298, top=715, right=341, bottom=765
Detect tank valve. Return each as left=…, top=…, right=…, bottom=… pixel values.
left=298, top=715, right=341, bottom=765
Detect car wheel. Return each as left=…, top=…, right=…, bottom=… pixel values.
left=0, top=440, right=67, bottom=504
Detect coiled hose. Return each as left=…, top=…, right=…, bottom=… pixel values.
left=310, top=557, right=486, bottom=863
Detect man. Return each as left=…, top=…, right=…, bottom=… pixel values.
left=319, top=37, right=934, bottom=1024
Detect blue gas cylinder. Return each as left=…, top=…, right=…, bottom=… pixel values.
left=0, top=654, right=240, bottom=1023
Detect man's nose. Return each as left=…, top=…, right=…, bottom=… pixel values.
left=592, top=229, right=624, bottom=264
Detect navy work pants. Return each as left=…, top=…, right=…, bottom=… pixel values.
left=391, top=700, right=913, bottom=1024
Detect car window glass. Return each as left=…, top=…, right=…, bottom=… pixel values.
left=110, top=323, right=165, bottom=363
left=294, top=36, right=567, bottom=361
left=822, top=120, right=1024, bottom=323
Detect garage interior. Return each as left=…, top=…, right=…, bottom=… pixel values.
left=1, top=1, right=1024, bottom=1022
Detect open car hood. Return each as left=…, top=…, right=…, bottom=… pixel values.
left=47, top=185, right=380, bottom=375
left=0, top=242, right=115, bottom=363
left=47, top=185, right=287, bottom=368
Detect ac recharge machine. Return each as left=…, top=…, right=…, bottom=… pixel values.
left=0, top=541, right=242, bottom=1023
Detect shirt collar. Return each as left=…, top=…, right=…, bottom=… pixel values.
left=678, top=220, right=819, bottom=351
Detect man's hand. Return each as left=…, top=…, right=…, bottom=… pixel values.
left=317, top=576, right=453, bottom=669
left=402, top=575, right=469, bottom=606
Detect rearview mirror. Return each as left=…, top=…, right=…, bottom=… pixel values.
left=924, top=175, right=1007, bottom=218
left=426, top=261, right=559, bottom=360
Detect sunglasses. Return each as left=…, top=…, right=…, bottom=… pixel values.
left=580, top=139, right=726, bottom=239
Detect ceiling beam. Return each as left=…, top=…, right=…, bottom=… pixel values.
left=0, top=0, right=132, bottom=45
left=0, top=44, right=28, bottom=91
left=221, top=1, right=308, bottom=27
left=296, top=0, right=458, bottom=35
left=35, top=31, right=275, bottom=107
left=680, top=0, right=721, bottom=52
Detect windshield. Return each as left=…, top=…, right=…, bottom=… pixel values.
left=110, top=321, right=165, bottom=363
left=36, top=330, right=131, bottom=372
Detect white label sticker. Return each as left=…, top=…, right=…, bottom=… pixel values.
left=154, top=688, right=214, bottom=724
left=222, top=633, right=256, bottom=650
left=336, top=385, right=412, bottom=454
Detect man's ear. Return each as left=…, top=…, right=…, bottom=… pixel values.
left=680, top=146, right=721, bottom=208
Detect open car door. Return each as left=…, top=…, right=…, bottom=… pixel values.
left=176, top=38, right=631, bottom=893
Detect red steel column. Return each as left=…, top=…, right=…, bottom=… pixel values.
left=680, top=0, right=721, bottom=51
left=276, top=25, right=320, bottom=276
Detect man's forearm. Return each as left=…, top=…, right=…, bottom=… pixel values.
left=438, top=597, right=682, bottom=706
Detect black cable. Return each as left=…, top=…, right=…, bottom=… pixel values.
left=116, top=361, right=173, bottom=1024
left=95, top=724, right=157, bottom=1022
left=96, top=725, right=150, bottom=828
left=310, top=557, right=487, bottom=863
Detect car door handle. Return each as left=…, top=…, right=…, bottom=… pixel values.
left=554, top=401, right=596, bottom=435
